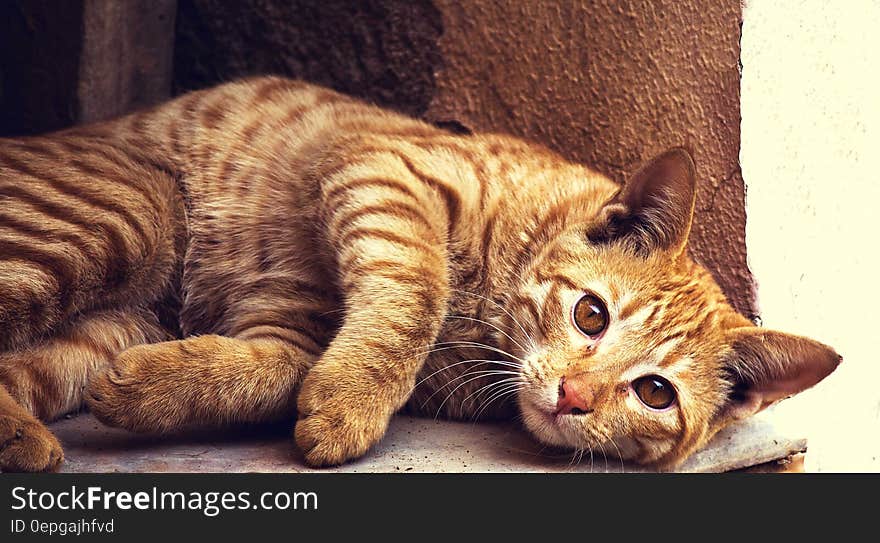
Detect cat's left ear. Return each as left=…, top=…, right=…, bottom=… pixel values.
left=719, top=327, right=842, bottom=421
left=588, top=147, right=696, bottom=257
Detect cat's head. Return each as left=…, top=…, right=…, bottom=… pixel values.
left=510, top=148, right=841, bottom=467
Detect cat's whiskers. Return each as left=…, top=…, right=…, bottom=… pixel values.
left=428, top=369, right=521, bottom=417
left=417, top=340, right=526, bottom=363
left=408, top=358, right=520, bottom=396
left=418, top=344, right=525, bottom=366
left=608, top=437, right=626, bottom=473
left=461, top=377, right=521, bottom=408
left=445, top=315, right=529, bottom=353
left=409, top=337, right=526, bottom=409
left=434, top=370, right=520, bottom=419
left=465, top=380, right=522, bottom=421
left=449, top=288, right=534, bottom=353
left=472, top=383, right=525, bottom=421
left=568, top=448, right=582, bottom=468
left=598, top=442, right=609, bottom=473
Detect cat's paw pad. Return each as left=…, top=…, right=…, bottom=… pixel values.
left=0, top=415, right=63, bottom=472
left=85, top=344, right=175, bottom=433
left=294, top=373, right=391, bottom=467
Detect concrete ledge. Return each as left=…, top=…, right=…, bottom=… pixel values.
left=53, top=412, right=805, bottom=473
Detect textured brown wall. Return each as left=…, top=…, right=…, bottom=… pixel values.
left=173, top=0, right=755, bottom=318
left=0, top=0, right=754, bottom=317
left=425, top=1, right=753, bottom=318
left=174, top=0, right=443, bottom=116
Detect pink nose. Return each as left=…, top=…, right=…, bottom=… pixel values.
left=555, top=377, right=595, bottom=415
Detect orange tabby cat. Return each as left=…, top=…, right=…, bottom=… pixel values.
left=0, top=77, right=840, bottom=471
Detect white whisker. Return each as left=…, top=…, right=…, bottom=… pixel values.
left=417, top=341, right=526, bottom=363
left=599, top=442, right=609, bottom=473
left=445, top=315, right=529, bottom=353
left=408, top=358, right=520, bottom=396
left=431, top=371, right=517, bottom=418
left=609, top=437, right=626, bottom=473
left=450, top=288, right=533, bottom=352
left=467, top=381, right=523, bottom=421
left=461, top=377, right=521, bottom=407
left=569, top=448, right=581, bottom=468
left=472, top=383, right=525, bottom=420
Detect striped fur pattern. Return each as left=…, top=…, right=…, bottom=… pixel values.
left=0, top=77, right=840, bottom=471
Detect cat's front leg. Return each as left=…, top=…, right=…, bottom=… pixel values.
left=295, top=268, right=449, bottom=466
left=295, top=158, right=452, bottom=466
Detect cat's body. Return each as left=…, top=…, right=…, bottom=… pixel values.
left=0, top=77, right=840, bottom=472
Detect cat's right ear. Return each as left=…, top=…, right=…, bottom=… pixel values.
left=587, top=148, right=697, bottom=257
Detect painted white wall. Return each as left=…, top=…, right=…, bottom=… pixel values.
left=741, top=0, right=880, bottom=471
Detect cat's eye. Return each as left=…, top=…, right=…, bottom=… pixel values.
left=632, top=375, right=676, bottom=410
left=572, top=293, right=608, bottom=338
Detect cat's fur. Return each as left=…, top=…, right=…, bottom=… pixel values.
left=0, top=77, right=840, bottom=471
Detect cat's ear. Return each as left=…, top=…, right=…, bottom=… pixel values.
left=588, top=147, right=696, bottom=257
left=719, top=327, right=841, bottom=421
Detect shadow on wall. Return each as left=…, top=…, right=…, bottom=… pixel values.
left=0, top=1, right=84, bottom=136
left=174, top=0, right=443, bottom=118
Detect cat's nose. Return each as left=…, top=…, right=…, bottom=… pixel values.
left=555, top=376, right=595, bottom=415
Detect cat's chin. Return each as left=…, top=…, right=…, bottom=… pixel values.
left=518, top=397, right=572, bottom=448
left=518, top=396, right=642, bottom=463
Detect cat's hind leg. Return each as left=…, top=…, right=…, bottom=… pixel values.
left=0, top=309, right=167, bottom=471
left=85, top=295, right=338, bottom=433
left=0, top=135, right=185, bottom=352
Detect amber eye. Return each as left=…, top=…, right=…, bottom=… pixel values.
left=572, top=293, right=608, bottom=338
left=632, top=375, right=677, bottom=410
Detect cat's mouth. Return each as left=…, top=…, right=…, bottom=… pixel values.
left=525, top=399, right=557, bottom=425
left=519, top=396, right=641, bottom=463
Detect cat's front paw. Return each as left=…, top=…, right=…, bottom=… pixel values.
left=294, top=366, right=392, bottom=467
left=85, top=343, right=180, bottom=433
left=0, top=415, right=63, bottom=472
